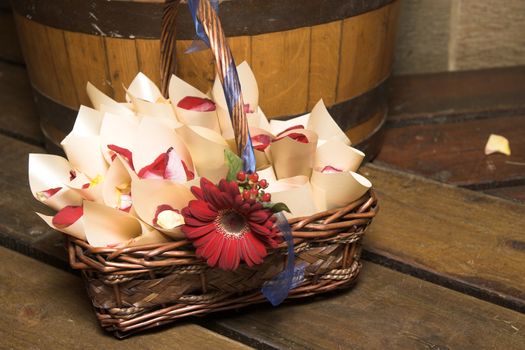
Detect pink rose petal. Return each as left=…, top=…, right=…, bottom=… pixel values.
left=138, top=148, right=193, bottom=182
left=164, top=148, right=188, bottom=182
left=244, top=103, right=254, bottom=114
left=138, top=151, right=168, bottom=179
left=52, top=205, right=83, bottom=229
left=177, top=96, right=216, bottom=112
left=321, top=165, right=343, bottom=173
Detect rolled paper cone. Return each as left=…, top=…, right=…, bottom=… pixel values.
left=216, top=105, right=234, bottom=139
left=131, top=178, right=195, bottom=239
left=174, top=107, right=221, bottom=134
left=102, top=157, right=132, bottom=210
left=132, top=117, right=195, bottom=176
left=266, top=175, right=318, bottom=218
left=127, top=72, right=163, bottom=103
left=28, top=154, right=83, bottom=210
left=86, top=82, right=133, bottom=115
left=236, top=61, right=259, bottom=111
left=308, top=99, right=351, bottom=145
left=249, top=107, right=271, bottom=131
left=176, top=125, right=229, bottom=182
left=314, top=139, right=365, bottom=172
left=121, top=221, right=170, bottom=248
left=310, top=170, right=372, bottom=211
left=83, top=201, right=144, bottom=247
left=36, top=212, right=86, bottom=241
left=269, top=113, right=310, bottom=136
left=71, top=105, right=103, bottom=137
left=67, top=171, right=105, bottom=204
left=127, top=90, right=178, bottom=120
left=99, top=111, right=139, bottom=164
left=270, top=129, right=318, bottom=179
left=168, top=74, right=209, bottom=102
left=61, top=135, right=108, bottom=179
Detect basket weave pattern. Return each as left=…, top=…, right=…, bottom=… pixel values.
left=68, top=192, right=377, bottom=335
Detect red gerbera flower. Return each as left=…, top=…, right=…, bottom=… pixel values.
left=181, top=178, right=282, bottom=270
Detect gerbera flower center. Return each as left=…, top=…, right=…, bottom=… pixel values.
left=215, top=209, right=249, bottom=239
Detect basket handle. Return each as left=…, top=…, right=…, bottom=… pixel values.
left=160, top=0, right=181, bottom=98
left=193, top=0, right=255, bottom=172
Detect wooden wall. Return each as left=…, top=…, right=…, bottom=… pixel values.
left=394, top=0, right=525, bottom=74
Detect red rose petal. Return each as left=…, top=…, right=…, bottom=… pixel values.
left=251, top=134, right=272, bottom=151
left=243, top=103, right=254, bottom=114
left=81, top=183, right=90, bottom=189
left=321, top=165, right=343, bottom=173
left=152, top=204, right=177, bottom=227
left=52, top=206, right=83, bottom=229
left=108, top=144, right=134, bottom=170
left=181, top=160, right=195, bottom=180
left=37, top=187, right=62, bottom=200
left=274, top=132, right=309, bottom=144
left=177, top=96, right=216, bottom=112
left=138, top=151, right=169, bottom=179
left=275, top=125, right=305, bottom=138
left=69, top=170, right=77, bottom=181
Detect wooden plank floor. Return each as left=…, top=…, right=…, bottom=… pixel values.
left=0, top=246, right=251, bottom=350
left=381, top=66, right=525, bottom=202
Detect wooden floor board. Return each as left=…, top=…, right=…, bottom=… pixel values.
left=0, top=246, right=251, bottom=349
left=212, top=262, right=525, bottom=350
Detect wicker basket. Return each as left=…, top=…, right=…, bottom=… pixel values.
left=61, top=0, right=379, bottom=337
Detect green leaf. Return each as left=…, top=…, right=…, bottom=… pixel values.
left=269, top=202, right=291, bottom=213
left=224, top=148, right=243, bottom=182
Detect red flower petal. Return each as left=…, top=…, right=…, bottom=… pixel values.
left=69, top=170, right=77, bottom=181
left=181, top=160, right=195, bottom=180
left=52, top=206, right=83, bottom=229
left=138, top=151, right=168, bottom=179
left=108, top=144, right=134, bottom=169
left=251, top=134, right=272, bottom=151
left=188, top=201, right=217, bottom=222
left=36, top=187, right=62, bottom=201
left=274, top=132, right=309, bottom=144
left=183, top=216, right=210, bottom=227
left=164, top=148, right=188, bottom=182
left=177, top=96, right=216, bottom=112
left=275, top=125, right=305, bottom=138
left=182, top=222, right=216, bottom=239
left=248, top=209, right=272, bottom=224
left=321, top=165, right=343, bottom=173
left=152, top=204, right=177, bottom=227
left=243, top=103, right=253, bottom=114
left=249, top=221, right=272, bottom=237
left=219, top=238, right=240, bottom=270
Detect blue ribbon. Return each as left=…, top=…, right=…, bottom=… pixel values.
left=262, top=212, right=304, bottom=306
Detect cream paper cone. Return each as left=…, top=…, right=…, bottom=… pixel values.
left=174, top=107, right=221, bottom=134
left=314, top=139, right=365, bottom=172
left=28, top=154, right=83, bottom=210
left=120, top=221, right=170, bottom=248
left=36, top=212, right=86, bottom=241
left=71, top=105, right=103, bottom=137
left=176, top=125, right=229, bottom=182
left=127, top=72, right=163, bottom=103
left=269, top=114, right=310, bottom=136
left=270, top=129, right=318, bottom=179
left=251, top=107, right=271, bottom=131
left=250, top=127, right=274, bottom=169
left=126, top=87, right=178, bottom=121
left=132, top=117, right=195, bottom=177
left=131, top=178, right=195, bottom=239
left=102, top=157, right=132, bottom=211
left=266, top=175, right=317, bottom=218
left=86, top=82, right=133, bottom=115
left=67, top=171, right=104, bottom=203
left=257, top=166, right=277, bottom=185
left=307, top=99, right=351, bottom=145
left=83, top=201, right=143, bottom=247
left=310, top=170, right=372, bottom=211
left=99, top=111, right=139, bottom=164
left=61, top=134, right=108, bottom=179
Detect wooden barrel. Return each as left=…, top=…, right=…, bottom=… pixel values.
left=12, top=0, right=400, bottom=159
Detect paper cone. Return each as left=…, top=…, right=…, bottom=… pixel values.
left=308, top=99, right=351, bottom=145
left=71, top=105, right=103, bottom=137
left=103, top=157, right=132, bottom=211
left=270, top=129, right=318, bottom=179
left=36, top=212, right=85, bottom=241
left=131, top=178, right=195, bottom=238
left=67, top=171, right=105, bottom=204
left=61, top=134, right=108, bottom=179
left=310, top=170, right=372, bottom=211
left=121, top=221, right=170, bottom=248
left=314, top=139, right=365, bottom=172
left=127, top=72, right=163, bottom=103
left=28, top=154, right=83, bottom=210
left=266, top=176, right=318, bottom=218
left=176, top=125, right=229, bottom=182
left=99, top=111, right=139, bottom=164
left=86, top=82, right=133, bottom=115
left=269, top=114, right=310, bottom=136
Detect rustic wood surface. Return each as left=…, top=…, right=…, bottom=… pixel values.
left=213, top=262, right=525, bottom=350
left=362, top=163, right=525, bottom=312
left=0, top=61, right=42, bottom=145
left=0, top=7, right=23, bottom=64
left=388, top=66, right=525, bottom=125
left=0, top=246, right=251, bottom=349
left=376, top=115, right=525, bottom=188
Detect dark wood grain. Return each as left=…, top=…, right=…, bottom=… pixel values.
left=361, top=163, right=525, bottom=312
left=0, top=246, right=250, bottom=349
left=388, top=66, right=525, bottom=126
left=0, top=8, right=23, bottom=64
left=376, top=115, right=525, bottom=188
left=0, top=61, right=43, bottom=145
left=211, top=262, right=525, bottom=350
left=484, top=185, right=525, bottom=203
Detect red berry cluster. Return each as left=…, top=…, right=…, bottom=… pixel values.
left=236, top=171, right=271, bottom=202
